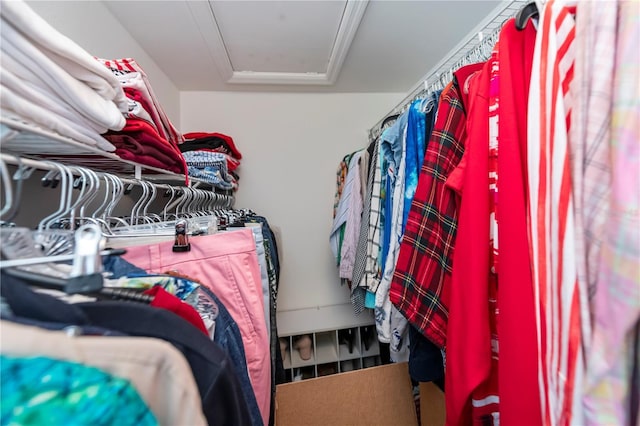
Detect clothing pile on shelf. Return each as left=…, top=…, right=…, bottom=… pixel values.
left=0, top=0, right=188, bottom=177
left=1, top=209, right=282, bottom=426
left=179, top=132, right=243, bottom=191
left=331, top=2, right=639, bottom=426
left=0, top=0, right=127, bottom=152
left=100, top=58, right=187, bottom=176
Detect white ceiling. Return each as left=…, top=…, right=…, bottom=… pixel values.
left=212, top=1, right=346, bottom=73
left=103, top=0, right=501, bottom=93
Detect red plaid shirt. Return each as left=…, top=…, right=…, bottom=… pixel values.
left=389, top=63, right=483, bottom=348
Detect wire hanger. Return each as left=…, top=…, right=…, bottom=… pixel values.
left=0, top=223, right=108, bottom=294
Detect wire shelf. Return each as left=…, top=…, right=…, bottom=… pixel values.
left=0, top=117, right=191, bottom=182
left=367, top=0, right=530, bottom=140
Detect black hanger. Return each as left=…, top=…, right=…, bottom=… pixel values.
left=380, top=114, right=400, bottom=130
left=96, top=287, right=154, bottom=304
left=3, top=267, right=103, bottom=294
left=515, top=1, right=539, bottom=30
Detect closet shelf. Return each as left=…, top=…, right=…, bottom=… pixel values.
left=0, top=117, right=206, bottom=186
left=280, top=325, right=381, bottom=382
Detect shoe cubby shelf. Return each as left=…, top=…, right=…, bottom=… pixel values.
left=279, top=325, right=381, bottom=382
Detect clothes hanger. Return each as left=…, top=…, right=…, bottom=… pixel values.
left=380, top=114, right=400, bottom=130
left=37, top=161, right=70, bottom=232
left=34, top=165, right=98, bottom=257
left=105, top=184, right=209, bottom=248
left=1, top=158, right=30, bottom=226
left=515, top=1, right=539, bottom=30
left=141, top=181, right=162, bottom=223
left=161, top=185, right=177, bottom=222
left=0, top=157, right=13, bottom=219
left=65, top=166, right=98, bottom=230
left=0, top=223, right=107, bottom=294
left=77, top=167, right=101, bottom=226
left=87, top=172, right=121, bottom=232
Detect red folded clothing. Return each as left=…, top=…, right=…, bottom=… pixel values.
left=107, top=134, right=174, bottom=161
left=183, top=131, right=242, bottom=159
left=106, top=118, right=187, bottom=176
left=123, top=118, right=180, bottom=153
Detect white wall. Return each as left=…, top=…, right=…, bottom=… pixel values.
left=180, top=92, right=402, bottom=325
left=25, top=1, right=181, bottom=129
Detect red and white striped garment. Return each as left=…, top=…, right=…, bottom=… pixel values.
left=98, top=57, right=183, bottom=146
left=526, top=1, right=588, bottom=425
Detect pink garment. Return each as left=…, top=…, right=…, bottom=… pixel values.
left=122, top=229, right=270, bottom=425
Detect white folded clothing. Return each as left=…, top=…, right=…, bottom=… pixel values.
left=0, top=63, right=108, bottom=135
left=98, top=58, right=182, bottom=145
left=1, top=19, right=125, bottom=131
left=0, top=0, right=127, bottom=112
left=0, top=85, right=116, bottom=152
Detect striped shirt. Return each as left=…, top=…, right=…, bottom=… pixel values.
left=362, top=141, right=384, bottom=293
left=526, top=2, right=586, bottom=424
left=351, top=140, right=380, bottom=313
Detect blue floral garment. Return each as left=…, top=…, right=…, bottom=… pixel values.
left=107, top=274, right=200, bottom=308
left=1, top=355, right=158, bottom=426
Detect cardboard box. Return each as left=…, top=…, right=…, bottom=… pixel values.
left=275, top=362, right=418, bottom=426
left=419, top=382, right=445, bottom=426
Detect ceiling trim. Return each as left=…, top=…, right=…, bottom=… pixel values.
left=187, top=0, right=369, bottom=86
left=325, top=0, right=369, bottom=85
left=186, top=0, right=234, bottom=81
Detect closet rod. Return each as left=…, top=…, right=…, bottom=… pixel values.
left=367, top=0, right=530, bottom=141
left=0, top=153, right=235, bottom=205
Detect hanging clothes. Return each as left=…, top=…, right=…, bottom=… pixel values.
left=121, top=228, right=271, bottom=426
left=103, top=266, right=264, bottom=426
left=444, top=55, right=495, bottom=426
left=376, top=113, right=408, bottom=347
left=527, top=1, right=588, bottom=424
left=389, top=62, right=483, bottom=350
left=339, top=150, right=365, bottom=281
left=583, top=1, right=640, bottom=424
left=330, top=152, right=357, bottom=264
left=1, top=321, right=206, bottom=426
left=496, top=17, right=541, bottom=426
left=0, top=272, right=251, bottom=426
left=1, top=354, right=158, bottom=426
left=351, top=139, right=382, bottom=314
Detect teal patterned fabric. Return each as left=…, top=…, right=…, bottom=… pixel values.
left=1, top=355, right=158, bottom=426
